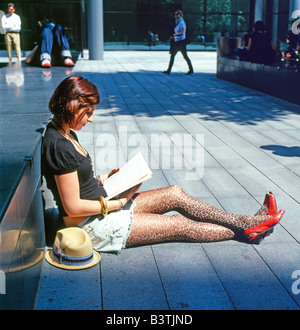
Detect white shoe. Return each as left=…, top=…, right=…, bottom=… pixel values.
left=41, top=59, right=51, bottom=68
left=64, top=58, right=75, bottom=67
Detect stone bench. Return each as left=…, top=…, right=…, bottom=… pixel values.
left=216, top=38, right=300, bottom=106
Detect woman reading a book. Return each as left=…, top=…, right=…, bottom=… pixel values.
left=42, top=76, right=284, bottom=254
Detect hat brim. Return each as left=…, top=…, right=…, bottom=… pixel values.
left=8, top=249, right=44, bottom=273
left=45, top=249, right=101, bottom=270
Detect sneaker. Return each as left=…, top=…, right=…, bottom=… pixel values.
left=41, top=59, right=51, bottom=68
left=64, top=58, right=75, bottom=67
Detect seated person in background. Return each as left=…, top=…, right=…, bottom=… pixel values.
left=242, top=32, right=250, bottom=47
left=234, top=32, right=250, bottom=60
left=272, top=44, right=282, bottom=63
left=26, top=22, right=74, bottom=68
left=235, top=21, right=275, bottom=65
left=282, top=45, right=298, bottom=61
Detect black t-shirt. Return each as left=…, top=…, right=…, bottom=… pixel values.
left=41, top=123, right=107, bottom=217
left=249, top=31, right=274, bottom=64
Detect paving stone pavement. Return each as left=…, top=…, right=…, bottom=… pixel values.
left=27, top=51, right=300, bottom=310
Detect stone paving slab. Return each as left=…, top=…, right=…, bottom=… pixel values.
left=27, top=51, right=300, bottom=310
left=34, top=259, right=102, bottom=310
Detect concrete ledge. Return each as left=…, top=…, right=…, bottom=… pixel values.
left=0, top=138, right=45, bottom=310
left=217, top=56, right=300, bottom=106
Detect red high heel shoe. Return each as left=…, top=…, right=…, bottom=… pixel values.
left=244, top=210, right=285, bottom=245
left=263, top=192, right=277, bottom=216
left=263, top=192, right=277, bottom=237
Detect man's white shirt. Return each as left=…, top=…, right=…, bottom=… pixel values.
left=2, top=13, right=21, bottom=33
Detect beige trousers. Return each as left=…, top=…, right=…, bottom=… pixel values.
left=5, top=32, right=21, bottom=62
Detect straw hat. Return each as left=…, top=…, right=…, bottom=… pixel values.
left=45, top=227, right=101, bottom=270
left=0, top=230, right=43, bottom=273
left=291, top=18, right=300, bottom=35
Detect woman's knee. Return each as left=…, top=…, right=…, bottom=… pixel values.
left=168, top=184, right=184, bottom=196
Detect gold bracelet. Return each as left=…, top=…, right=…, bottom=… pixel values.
left=98, top=196, right=108, bottom=216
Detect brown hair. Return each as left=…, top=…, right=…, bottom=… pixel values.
left=175, top=10, right=183, bottom=16
left=49, top=76, right=100, bottom=125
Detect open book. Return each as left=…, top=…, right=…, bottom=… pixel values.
left=103, top=152, right=153, bottom=200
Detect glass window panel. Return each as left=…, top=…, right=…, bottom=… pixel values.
left=0, top=0, right=292, bottom=51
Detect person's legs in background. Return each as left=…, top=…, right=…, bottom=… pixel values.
left=12, top=33, right=21, bottom=62
left=40, top=24, right=54, bottom=68
left=163, top=50, right=177, bottom=74
left=5, top=33, right=13, bottom=64
left=53, top=24, right=74, bottom=67
left=180, top=47, right=193, bottom=74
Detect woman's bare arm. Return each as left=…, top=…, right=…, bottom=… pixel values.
left=54, top=171, right=141, bottom=218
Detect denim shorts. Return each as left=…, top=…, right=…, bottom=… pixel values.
left=77, top=200, right=135, bottom=254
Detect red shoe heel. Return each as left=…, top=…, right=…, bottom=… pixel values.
left=244, top=210, right=285, bottom=244
left=263, top=227, right=274, bottom=238
left=262, top=192, right=277, bottom=237
left=263, top=192, right=277, bottom=216
left=249, top=234, right=265, bottom=245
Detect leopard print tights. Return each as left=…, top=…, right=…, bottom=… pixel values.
left=126, top=185, right=270, bottom=247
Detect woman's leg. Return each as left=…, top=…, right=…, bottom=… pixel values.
left=133, top=185, right=271, bottom=232
left=165, top=50, right=177, bottom=73
left=126, top=213, right=234, bottom=247
left=180, top=48, right=193, bottom=72
left=255, top=205, right=268, bottom=215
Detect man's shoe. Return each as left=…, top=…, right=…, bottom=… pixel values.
left=64, top=58, right=75, bottom=67
left=162, top=70, right=170, bottom=74
left=186, top=70, right=194, bottom=75
left=41, top=59, right=51, bottom=68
